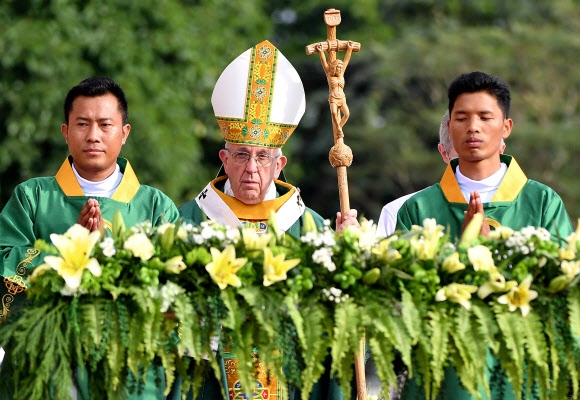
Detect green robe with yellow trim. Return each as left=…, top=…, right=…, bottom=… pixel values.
left=0, top=156, right=179, bottom=399
left=397, top=155, right=573, bottom=242
left=396, top=155, right=574, bottom=400
left=176, top=177, right=348, bottom=400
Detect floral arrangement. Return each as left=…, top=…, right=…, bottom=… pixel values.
left=0, top=211, right=579, bottom=400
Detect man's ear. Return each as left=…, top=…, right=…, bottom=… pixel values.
left=121, top=124, right=131, bottom=145
left=274, top=155, right=287, bottom=179
left=61, top=124, right=68, bottom=143
left=438, top=144, right=450, bottom=164
left=502, top=118, right=513, bottom=140
left=219, top=149, right=228, bottom=165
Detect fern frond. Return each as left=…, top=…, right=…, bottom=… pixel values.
left=565, top=348, right=579, bottom=400
left=449, top=307, right=487, bottom=399
left=284, top=294, right=305, bottom=349
left=471, top=302, right=500, bottom=353
left=238, top=287, right=277, bottom=341
left=400, top=286, right=422, bottom=344
left=521, top=310, right=549, bottom=398
left=300, top=306, right=329, bottom=397
left=544, top=314, right=561, bottom=395
left=568, top=287, right=580, bottom=343
left=494, top=310, right=525, bottom=400
left=330, top=300, right=361, bottom=392
left=367, top=336, right=397, bottom=390
left=427, top=307, right=450, bottom=399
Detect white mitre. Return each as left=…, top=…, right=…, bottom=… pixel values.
left=211, top=40, right=305, bottom=148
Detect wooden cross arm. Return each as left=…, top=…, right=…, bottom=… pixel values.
left=305, top=39, right=361, bottom=55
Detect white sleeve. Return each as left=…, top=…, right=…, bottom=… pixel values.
left=376, top=205, right=397, bottom=238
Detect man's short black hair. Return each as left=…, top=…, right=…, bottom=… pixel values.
left=448, top=71, right=511, bottom=118
left=63, top=77, right=129, bottom=124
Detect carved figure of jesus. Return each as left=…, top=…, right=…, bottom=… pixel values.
left=315, top=40, right=354, bottom=141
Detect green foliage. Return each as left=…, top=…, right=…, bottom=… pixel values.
left=2, top=215, right=580, bottom=399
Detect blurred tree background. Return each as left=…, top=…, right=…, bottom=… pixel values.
left=2, top=0, right=580, bottom=225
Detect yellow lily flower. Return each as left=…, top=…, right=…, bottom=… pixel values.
left=410, top=219, right=445, bottom=260
left=205, top=245, right=247, bottom=289
left=42, top=224, right=102, bottom=292
left=477, top=269, right=518, bottom=299
left=123, top=233, right=155, bottom=261
left=497, top=275, right=538, bottom=317
left=487, top=226, right=514, bottom=241
left=372, top=236, right=402, bottom=263
left=564, top=218, right=580, bottom=254
left=242, top=228, right=272, bottom=251
left=559, top=248, right=576, bottom=261
left=435, top=283, right=478, bottom=309
left=467, top=245, right=495, bottom=272
left=262, top=248, right=300, bottom=287
left=561, top=260, right=580, bottom=280
left=441, top=252, right=466, bottom=274
left=164, top=256, right=186, bottom=274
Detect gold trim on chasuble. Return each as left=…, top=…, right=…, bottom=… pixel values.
left=1, top=248, right=40, bottom=323
left=215, top=41, right=297, bottom=148
left=55, top=157, right=141, bottom=232
left=212, top=177, right=297, bottom=234
left=223, top=351, right=283, bottom=399
left=439, top=155, right=529, bottom=231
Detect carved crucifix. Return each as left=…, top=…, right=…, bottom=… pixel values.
left=306, top=9, right=367, bottom=400
left=306, top=8, right=361, bottom=219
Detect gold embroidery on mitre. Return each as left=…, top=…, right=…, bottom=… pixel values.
left=1, top=248, right=40, bottom=323
left=217, top=41, right=297, bottom=148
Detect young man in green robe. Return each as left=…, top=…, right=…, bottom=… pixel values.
left=177, top=40, right=358, bottom=400
left=397, top=71, right=574, bottom=399
left=0, top=76, right=179, bottom=398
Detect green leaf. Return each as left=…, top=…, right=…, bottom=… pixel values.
left=300, top=306, right=329, bottom=397
left=427, top=307, right=450, bottom=399
left=471, top=302, right=500, bottom=353
left=401, top=286, right=422, bottom=344
left=449, top=307, right=487, bottom=399
left=521, top=311, right=550, bottom=398
left=330, top=300, right=361, bottom=394
left=568, top=287, right=580, bottom=342
left=544, top=314, right=561, bottom=394
left=238, top=287, right=276, bottom=341
left=367, top=336, right=397, bottom=391
left=284, top=294, right=305, bottom=349
left=494, top=310, right=525, bottom=399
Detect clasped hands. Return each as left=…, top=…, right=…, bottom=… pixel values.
left=462, top=191, right=490, bottom=238
left=77, top=198, right=104, bottom=232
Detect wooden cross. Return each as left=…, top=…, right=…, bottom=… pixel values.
left=306, top=9, right=367, bottom=400
left=306, top=8, right=361, bottom=218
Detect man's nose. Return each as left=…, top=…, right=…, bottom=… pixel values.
left=245, top=156, right=259, bottom=172
left=86, top=123, right=101, bottom=142
left=467, top=117, right=480, bottom=133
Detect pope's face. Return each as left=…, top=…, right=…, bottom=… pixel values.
left=61, top=93, right=130, bottom=181
left=219, top=143, right=287, bottom=205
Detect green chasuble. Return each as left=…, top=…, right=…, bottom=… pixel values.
left=397, top=155, right=573, bottom=242
left=176, top=176, right=348, bottom=400
left=396, top=155, right=574, bottom=400
left=0, top=156, right=179, bottom=399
